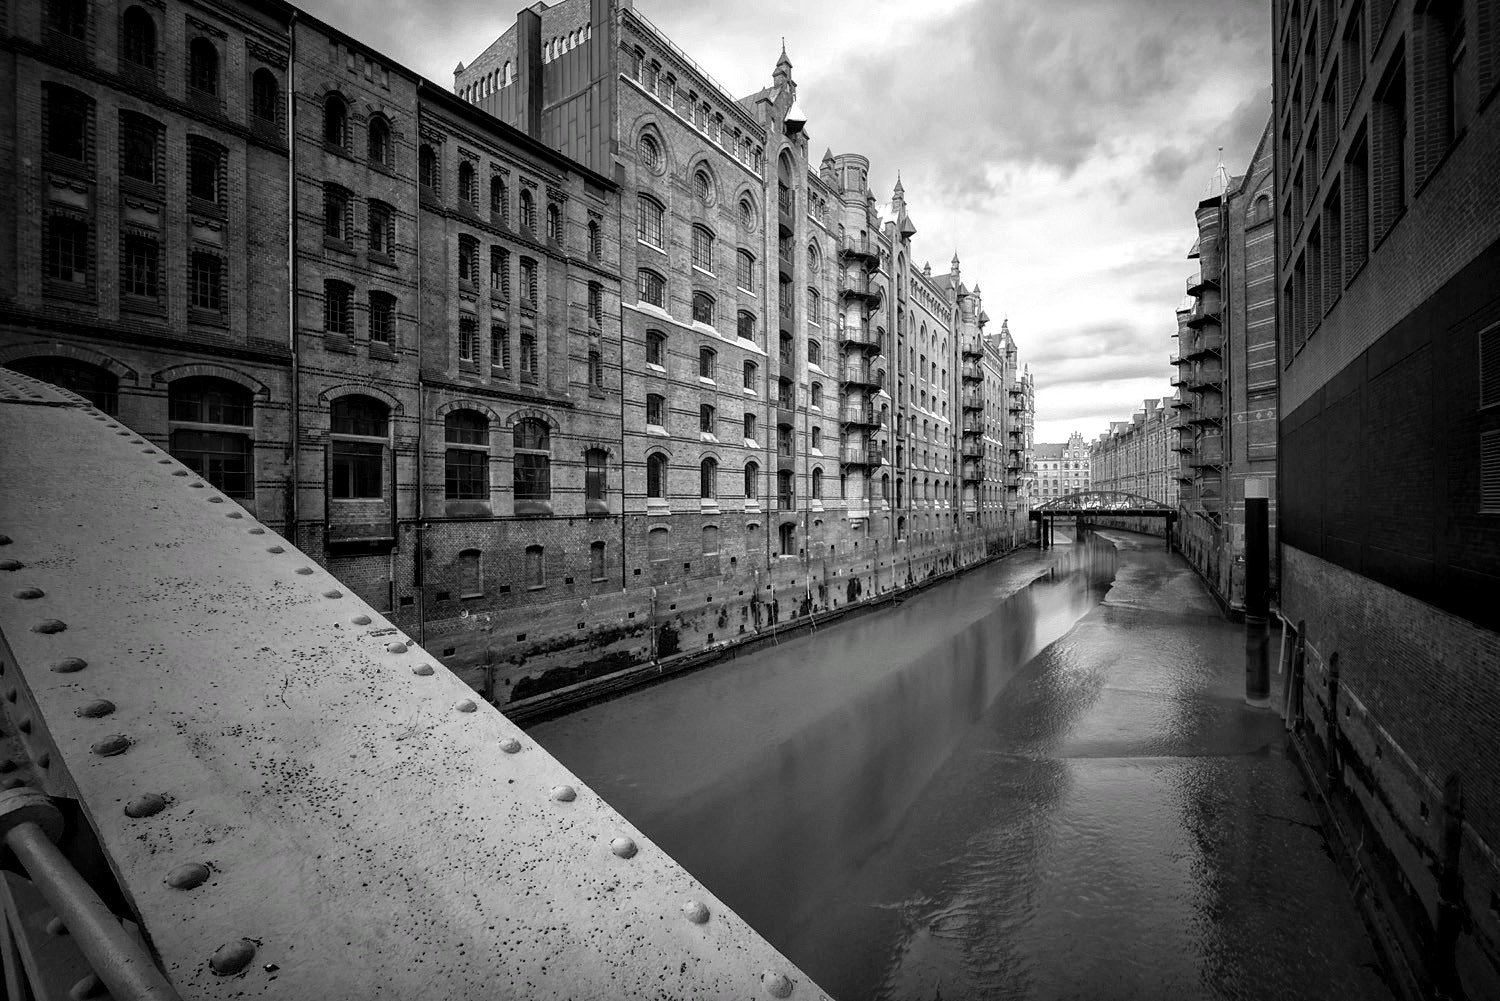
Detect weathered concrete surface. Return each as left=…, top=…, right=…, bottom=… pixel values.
left=0, top=368, right=829, bottom=999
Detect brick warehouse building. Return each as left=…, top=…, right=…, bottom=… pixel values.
left=1273, top=0, right=1500, bottom=994
left=1033, top=430, right=1091, bottom=501
left=2, top=0, right=1036, bottom=703
left=1172, top=125, right=1280, bottom=612
left=1090, top=397, right=1180, bottom=508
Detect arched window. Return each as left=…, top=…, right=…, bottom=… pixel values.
left=457, top=236, right=478, bottom=283
left=808, top=340, right=822, bottom=368
left=584, top=449, right=608, bottom=513
left=512, top=418, right=551, bottom=505
left=589, top=540, right=607, bottom=581
left=47, top=0, right=87, bottom=40
left=700, top=457, right=717, bottom=499
left=778, top=521, right=795, bottom=555
left=702, top=525, right=720, bottom=555
left=547, top=202, right=562, bottom=243
left=503, top=60, right=514, bottom=84
left=699, top=404, right=715, bottom=435
left=419, top=144, right=438, bottom=193
left=811, top=426, right=821, bottom=450
left=44, top=84, right=91, bottom=162
left=121, top=6, right=156, bottom=69
left=444, top=410, right=489, bottom=500
left=809, top=381, right=822, bottom=407
left=188, top=38, right=219, bottom=95
left=637, top=269, right=665, bottom=308
left=737, top=310, right=757, bottom=343
left=167, top=378, right=254, bottom=498
left=646, top=452, right=667, bottom=499
left=587, top=219, right=601, bottom=258
left=807, top=287, right=821, bottom=324
left=490, top=175, right=506, bottom=219
left=698, top=346, right=716, bottom=380
left=636, top=195, right=664, bottom=246
left=743, top=360, right=757, bottom=389
left=330, top=396, right=388, bottom=499
left=457, top=548, right=484, bottom=597
left=692, top=292, right=714, bottom=326
left=744, top=461, right=760, bottom=499
left=525, top=545, right=545, bottom=588
left=743, top=412, right=756, bottom=440
left=645, top=329, right=666, bottom=366
left=694, top=167, right=713, bottom=205
left=691, top=224, right=714, bottom=271
left=646, top=393, right=665, bottom=427
left=251, top=69, right=279, bottom=123
left=648, top=525, right=669, bottom=563
left=737, top=250, right=755, bottom=292
left=518, top=188, right=535, bottom=231
left=812, top=467, right=824, bottom=499
left=458, top=161, right=476, bottom=203
left=6, top=357, right=117, bottom=413
left=739, top=196, right=755, bottom=230
left=777, top=469, right=794, bottom=510
left=323, top=93, right=349, bottom=148
left=807, top=243, right=821, bottom=276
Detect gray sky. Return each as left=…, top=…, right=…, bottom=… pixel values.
left=301, top=0, right=1272, bottom=446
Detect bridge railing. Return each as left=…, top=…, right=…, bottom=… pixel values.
left=0, top=368, right=829, bottom=1000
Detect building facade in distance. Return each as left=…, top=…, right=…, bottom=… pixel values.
left=1274, top=0, right=1500, bottom=993
left=1173, top=122, right=1277, bottom=613
left=1090, top=397, right=1178, bottom=507
left=1033, top=430, right=1091, bottom=501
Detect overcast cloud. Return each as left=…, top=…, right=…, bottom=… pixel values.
left=301, top=0, right=1272, bottom=446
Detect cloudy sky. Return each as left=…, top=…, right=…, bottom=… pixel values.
left=302, top=0, right=1272, bottom=446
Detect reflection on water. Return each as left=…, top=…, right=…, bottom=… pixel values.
left=531, top=534, right=1391, bottom=1001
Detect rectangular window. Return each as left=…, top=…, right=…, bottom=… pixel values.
left=491, top=323, right=509, bottom=369
left=459, top=316, right=477, bottom=362
left=646, top=394, right=665, bottom=426
left=737, top=250, right=754, bottom=291
left=121, top=234, right=159, bottom=299
left=744, top=412, right=756, bottom=440
left=520, top=330, right=537, bottom=378
left=1323, top=182, right=1342, bottom=306
left=585, top=453, right=607, bottom=502
left=700, top=404, right=715, bottom=434
left=691, top=227, right=713, bottom=270
left=445, top=450, right=487, bottom=500
left=190, top=252, right=224, bottom=312
left=636, top=197, right=663, bottom=247
left=187, top=139, right=223, bottom=205
left=1345, top=128, right=1369, bottom=280
left=369, top=292, right=395, bottom=344
left=521, top=258, right=538, bottom=303
left=490, top=246, right=505, bottom=292
left=120, top=115, right=158, bottom=183
left=44, top=214, right=90, bottom=286
left=588, top=282, right=602, bottom=324
left=322, top=279, right=351, bottom=335
left=172, top=429, right=254, bottom=498
left=369, top=203, right=394, bottom=257
left=324, top=186, right=349, bottom=242
left=332, top=441, right=383, bottom=499
left=1373, top=55, right=1407, bottom=241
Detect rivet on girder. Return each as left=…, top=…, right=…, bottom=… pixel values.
left=31, top=619, right=66, bottom=634
left=208, top=497, right=224, bottom=504
left=267, top=546, right=284, bottom=554
left=129, top=439, right=143, bottom=445
left=0, top=536, right=10, bottom=545
left=75, top=700, right=115, bottom=719
left=18, top=718, right=31, bottom=734
left=295, top=567, right=313, bottom=576
left=115, top=431, right=129, bottom=437
left=156, top=459, right=171, bottom=464
left=762, top=971, right=794, bottom=998
left=166, top=862, right=211, bottom=890
left=411, top=664, right=434, bottom=676
left=91, top=735, right=131, bottom=757
left=45, top=916, right=67, bottom=936
left=125, top=793, right=167, bottom=818
left=209, top=939, right=256, bottom=976
left=142, top=449, right=156, bottom=454
left=4, top=689, right=14, bottom=703
left=189, top=482, right=204, bottom=489
left=351, top=615, right=371, bottom=625
left=0, top=560, right=22, bottom=571
left=51, top=657, right=86, bottom=673
left=13, top=587, right=44, bottom=599
left=171, top=471, right=188, bottom=477
left=248, top=528, right=266, bottom=535
left=386, top=642, right=406, bottom=654
left=226, top=512, right=243, bottom=519
left=550, top=785, right=577, bottom=803
left=611, top=836, right=638, bottom=859
left=682, top=900, right=710, bottom=924
left=323, top=589, right=342, bottom=599
left=454, top=699, right=477, bottom=713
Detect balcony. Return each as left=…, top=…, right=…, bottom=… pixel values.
left=961, top=391, right=984, bottom=412
left=1183, top=329, right=1223, bottom=359
left=840, top=273, right=883, bottom=304
left=1007, top=397, right=1024, bottom=414
left=841, top=404, right=882, bottom=427
left=842, top=363, right=881, bottom=388
left=1170, top=392, right=1191, bottom=410
left=777, top=489, right=795, bottom=511
left=1185, top=298, right=1222, bottom=328
left=841, top=439, right=883, bottom=466
left=839, top=234, right=880, bottom=264
left=1004, top=473, right=1020, bottom=489
left=961, top=441, right=984, bottom=459
left=1188, top=398, right=1224, bottom=424
left=1185, top=363, right=1222, bottom=392
left=961, top=459, right=982, bottom=483
left=961, top=363, right=983, bottom=383
left=1186, top=269, right=1221, bottom=295
left=961, top=338, right=984, bottom=359
left=839, top=325, right=881, bottom=350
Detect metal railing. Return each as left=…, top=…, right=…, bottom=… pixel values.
left=961, top=364, right=983, bottom=382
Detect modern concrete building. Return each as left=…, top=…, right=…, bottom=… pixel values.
left=1090, top=398, right=1179, bottom=507
left=1173, top=119, right=1278, bottom=612
left=1033, top=431, right=1090, bottom=500
left=1, top=0, right=1040, bottom=704
left=1274, top=0, right=1500, bottom=994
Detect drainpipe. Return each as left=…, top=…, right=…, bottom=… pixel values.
left=286, top=13, right=299, bottom=539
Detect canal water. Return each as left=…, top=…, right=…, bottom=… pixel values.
left=531, top=531, right=1394, bottom=1001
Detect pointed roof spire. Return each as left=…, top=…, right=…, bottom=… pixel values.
left=773, top=39, right=793, bottom=83
left=1202, top=146, right=1230, bottom=199
left=893, top=171, right=905, bottom=196
left=821, top=147, right=835, bottom=166
left=950, top=251, right=960, bottom=273
left=454, top=60, right=466, bottom=74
